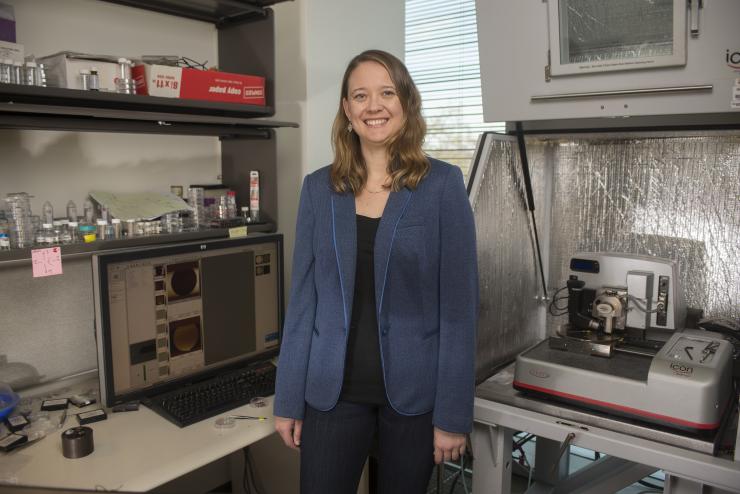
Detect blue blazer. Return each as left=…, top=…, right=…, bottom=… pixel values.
left=274, top=158, right=478, bottom=433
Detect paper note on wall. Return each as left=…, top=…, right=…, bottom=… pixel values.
left=32, top=247, right=63, bottom=277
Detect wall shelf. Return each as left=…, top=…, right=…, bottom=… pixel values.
left=102, top=0, right=292, bottom=26
left=0, top=222, right=276, bottom=267
left=0, top=84, right=297, bottom=136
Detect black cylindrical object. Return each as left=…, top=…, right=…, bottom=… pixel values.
left=62, top=426, right=94, bottom=459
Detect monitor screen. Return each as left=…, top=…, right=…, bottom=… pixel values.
left=92, top=234, right=283, bottom=406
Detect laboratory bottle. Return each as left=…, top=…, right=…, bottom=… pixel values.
left=36, top=223, right=53, bottom=246
left=96, top=219, right=108, bottom=240
left=41, top=201, right=54, bottom=225
left=66, top=200, right=78, bottom=222
left=0, top=220, right=10, bottom=251
left=58, top=220, right=72, bottom=245
left=226, top=191, right=237, bottom=219
left=83, top=197, right=95, bottom=224
left=51, top=220, right=63, bottom=245
left=68, top=221, right=80, bottom=244
left=111, top=218, right=122, bottom=239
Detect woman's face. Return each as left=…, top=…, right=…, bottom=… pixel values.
left=343, top=61, right=405, bottom=151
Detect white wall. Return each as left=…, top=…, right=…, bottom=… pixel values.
left=273, top=0, right=404, bottom=290
left=0, top=0, right=221, bottom=214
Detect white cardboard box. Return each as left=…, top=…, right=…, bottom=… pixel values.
left=0, top=40, right=22, bottom=63
left=38, top=52, right=119, bottom=90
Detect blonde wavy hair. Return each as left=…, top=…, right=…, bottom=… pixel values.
left=330, top=50, right=429, bottom=193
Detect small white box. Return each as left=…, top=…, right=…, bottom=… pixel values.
left=38, top=52, right=119, bottom=91
left=0, top=39, right=22, bottom=63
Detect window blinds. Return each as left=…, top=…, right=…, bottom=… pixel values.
left=405, top=0, right=504, bottom=177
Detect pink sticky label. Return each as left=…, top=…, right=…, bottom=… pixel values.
left=31, top=247, right=63, bottom=278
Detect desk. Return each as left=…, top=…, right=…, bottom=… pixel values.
left=0, top=376, right=276, bottom=492
left=472, top=364, right=740, bottom=494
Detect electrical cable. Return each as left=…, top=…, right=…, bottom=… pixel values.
left=548, top=286, right=569, bottom=316
left=627, top=295, right=659, bottom=313
left=460, top=453, right=470, bottom=494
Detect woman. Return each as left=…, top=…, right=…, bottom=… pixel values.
left=274, top=49, right=477, bottom=493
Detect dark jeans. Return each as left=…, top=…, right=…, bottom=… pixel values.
left=300, top=401, right=434, bottom=494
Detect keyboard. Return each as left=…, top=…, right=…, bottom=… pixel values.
left=145, top=360, right=276, bottom=427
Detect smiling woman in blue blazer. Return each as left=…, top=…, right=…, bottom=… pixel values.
left=274, top=49, right=478, bottom=494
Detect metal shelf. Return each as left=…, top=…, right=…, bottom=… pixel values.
left=101, top=0, right=292, bottom=26
left=0, top=85, right=298, bottom=136
left=0, top=222, right=276, bottom=267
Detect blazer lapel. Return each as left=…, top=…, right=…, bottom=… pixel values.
left=331, top=191, right=357, bottom=333
left=374, top=187, right=412, bottom=318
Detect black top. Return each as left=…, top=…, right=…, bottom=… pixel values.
left=340, top=215, right=387, bottom=405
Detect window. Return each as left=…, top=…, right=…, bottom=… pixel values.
left=405, top=0, right=504, bottom=178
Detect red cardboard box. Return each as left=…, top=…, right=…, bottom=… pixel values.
left=133, top=64, right=266, bottom=106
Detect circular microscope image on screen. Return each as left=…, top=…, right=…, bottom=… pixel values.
left=169, top=316, right=203, bottom=356
left=165, top=261, right=201, bottom=302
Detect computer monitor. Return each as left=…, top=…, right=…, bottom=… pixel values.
left=92, top=234, right=283, bottom=407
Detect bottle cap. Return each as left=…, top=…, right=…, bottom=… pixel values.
left=25, top=61, right=36, bottom=68
left=118, top=57, right=127, bottom=64
left=52, top=220, right=62, bottom=226
left=42, top=223, right=52, bottom=228
left=241, top=206, right=249, bottom=212
left=111, top=218, right=121, bottom=224
left=97, top=219, right=108, bottom=225
left=69, top=222, right=79, bottom=227
left=79, top=69, right=90, bottom=75
left=227, top=191, right=236, bottom=196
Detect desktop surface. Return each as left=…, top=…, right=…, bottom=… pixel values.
left=0, top=377, right=276, bottom=492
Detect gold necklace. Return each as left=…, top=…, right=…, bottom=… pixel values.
left=365, top=179, right=390, bottom=194
left=365, top=186, right=387, bottom=194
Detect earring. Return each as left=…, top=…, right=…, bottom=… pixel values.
left=347, top=122, right=353, bottom=133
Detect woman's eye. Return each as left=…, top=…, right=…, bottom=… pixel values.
left=383, top=90, right=396, bottom=97
left=353, top=94, right=366, bottom=101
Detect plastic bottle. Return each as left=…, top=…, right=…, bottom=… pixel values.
left=89, top=67, right=100, bottom=91
left=68, top=221, right=80, bottom=244
left=23, top=61, right=36, bottom=86
left=111, top=218, right=122, bottom=239
left=66, top=200, right=78, bottom=222
left=0, top=220, right=10, bottom=251
left=58, top=220, right=72, bottom=245
left=41, top=201, right=54, bottom=225
left=36, top=223, right=53, bottom=246
left=83, top=197, right=95, bottom=224
left=226, top=191, right=237, bottom=219
left=96, top=219, right=108, bottom=240
left=51, top=220, right=63, bottom=245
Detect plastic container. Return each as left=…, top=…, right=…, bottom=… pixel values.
left=79, top=224, right=96, bottom=243
left=0, top=383, right=20, bottom=420
left=41, top=201, right=54, bottom=225
left=68, top=221, right=80, bottom=244
left=96, top=219, right=108, bottom=240
left=111, top=218, right=122, bottom=239
left=83, top=197, right=95, bottom=224
left=66, top=200, right=78, bottom=222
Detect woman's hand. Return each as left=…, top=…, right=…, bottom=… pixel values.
left=275, top=416, right=303, bottom=450
left=433, top=427, right=466, bottom=464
